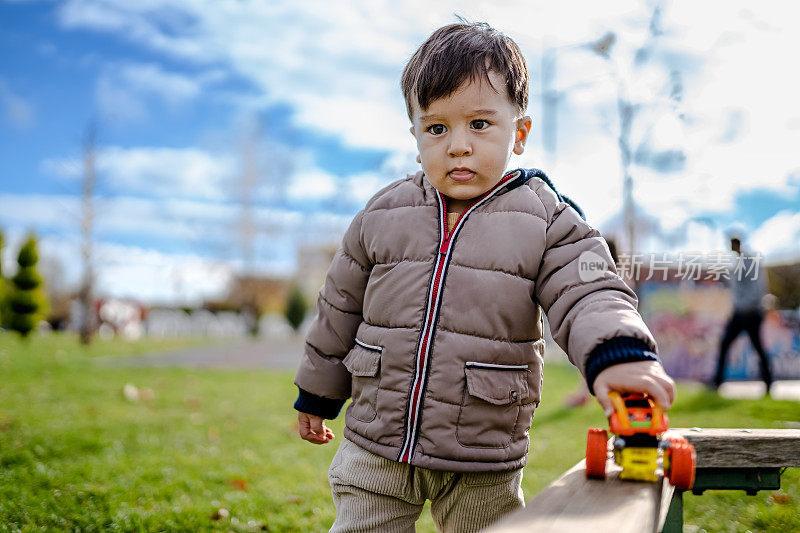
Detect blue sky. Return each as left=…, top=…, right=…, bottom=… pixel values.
left=1, top=0, right=799, bottom=304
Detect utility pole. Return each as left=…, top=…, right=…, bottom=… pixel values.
left=79, top=123, right=96, bottom=345
left=619, top=1, right=664, bottom=280
left=240, top=117, right=260, bottom=274
left=239, top=117, right=261, bottom=336
left=540, top=32, right=616, bottom=168
left=541, top=43, right=558, bottom=167
left=617, top=97, right=638, bottom=290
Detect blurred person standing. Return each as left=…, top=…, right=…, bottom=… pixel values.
left=712, top=230, right=773, bottom=394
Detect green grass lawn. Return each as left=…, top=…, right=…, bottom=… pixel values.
left=0, top=332, right=797, bottom=532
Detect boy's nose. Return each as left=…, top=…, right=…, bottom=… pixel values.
left=448, top=131, right=472, bottom=157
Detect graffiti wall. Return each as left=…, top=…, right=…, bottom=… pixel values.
left=638, top=281, right=800, bottom=381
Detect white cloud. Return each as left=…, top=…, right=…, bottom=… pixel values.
left=344, top=171, right=398, bottom=205
left=96, top=146, right=234, bottom=199
left=286, top=167, right=337, bottom=200
left=656, top=4, right=800, bottom=207
left=50, top=1, right=517, bottom=150
left=0, top=193, right=81, bottom=229
left=751, top=210, right=800, bottom=264
left=95, top=74, right=148, bottom=122
left=94, top=61, right=213, bottom=122
left=0, top=225, right=234, bottom=304
left=116, top=62, right=203, bottom=103
left=94, top=242, right=235, bottom=304
left=0, top=191, right=352, bottom=244
left=28, top=0, right=800, bottom=295
left=0, top=77, right=34, bottom=128
left=56, top=1, right=800, bottom=172
left=0, top=191, right=355, bottom=302
left=43, top=146, right=237, bottom=200
left=528, top=1, right=800, bottom=242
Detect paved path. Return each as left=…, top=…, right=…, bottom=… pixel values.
left=95, top=336, right=304, bottom=371
left=716, top=380, right=800, bottom=402
left=96, top=337, right=800, bottom=401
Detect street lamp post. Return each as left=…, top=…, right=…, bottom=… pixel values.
left=540, top=32, right=646, bottom=284
left=540, top=32, right=616, bottom=167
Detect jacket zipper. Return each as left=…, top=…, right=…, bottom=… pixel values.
left=398, top=169, right=520, bottom=464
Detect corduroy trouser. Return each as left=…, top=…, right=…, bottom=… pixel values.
left=328, top=438, right=524, bottom=533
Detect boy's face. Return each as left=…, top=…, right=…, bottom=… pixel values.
left=409, top=69, right=532, bottom=212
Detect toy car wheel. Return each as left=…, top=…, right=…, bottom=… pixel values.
left=668, top=443, right=696, bottom=490
left=585, top=428, right=608, bottom=479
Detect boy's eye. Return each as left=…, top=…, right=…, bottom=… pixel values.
left=427, top=124, right=446, bottom=135
left=472, top=119, right=490, bottom=130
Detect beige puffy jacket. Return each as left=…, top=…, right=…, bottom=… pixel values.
left=294, top=168, right=657, bottom=472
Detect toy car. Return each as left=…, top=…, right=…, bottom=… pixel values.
left=585, top=391, right=696, bottom=490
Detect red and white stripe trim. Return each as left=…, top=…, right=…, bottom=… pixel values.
left=398, top=170, right=521, bottom=463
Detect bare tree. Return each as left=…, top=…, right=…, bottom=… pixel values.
left=542, top=1, right=688, bottom=274
left=239, top=117, right=261, bottom=336
left=609, top=1, right=687, bottom=293
left=79, top=123, right=97, bottom=345
left=240, top=117, right=260, bottom=274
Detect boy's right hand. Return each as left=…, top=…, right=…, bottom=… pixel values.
left=298, top=412, right=335, bottom=444
left=592, top=360, right=675, bottom=418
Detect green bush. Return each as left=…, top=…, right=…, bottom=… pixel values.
left=0, top=227, right=5, bottom=326
left=284, top=284, right=307, bottom=332
left=11, top=267, right=43, bottom=291
left=10, top=287, right=44, bottom=313
left=6, top=235, right=49, bottom=337
left=7, top=311, right=38, bottom=335
left=17, top=237, right=38, bottom=267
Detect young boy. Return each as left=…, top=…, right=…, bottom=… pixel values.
left=294, top=22, right=675, bottom=532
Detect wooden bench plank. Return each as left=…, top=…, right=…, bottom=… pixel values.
left=672, top=428, right=800, bottom=468
left=486, top=428, right=800, bottom=532
left=484, top=459, right=673, bottom=533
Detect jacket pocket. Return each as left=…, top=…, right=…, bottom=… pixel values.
left=342, top=338, right=382, bottom=423
left=456, top=362, right=529, bottom=448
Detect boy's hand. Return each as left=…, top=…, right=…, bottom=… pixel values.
left=298, top=412, right=335, bottom=445
left=592, top=361, right=675, bottom=418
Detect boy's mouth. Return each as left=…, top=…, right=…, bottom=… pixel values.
left=448, top=168, right=475, bottom=182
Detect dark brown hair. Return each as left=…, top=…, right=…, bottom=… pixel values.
left=401, top=21, right=529, bottom=121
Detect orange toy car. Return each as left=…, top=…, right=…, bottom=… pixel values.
left=585, top=391, right=696, bottom=490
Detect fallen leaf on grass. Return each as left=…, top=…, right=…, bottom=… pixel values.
left=0, top=414, right=14, bottom=431
left=229, top=478, right=248, bottom=491
left=772, top=492, right=792, bottom=504
left=185, top=397, right=202, bottom=411
left=286, top=495, right=303, bottom=504
left=138, top=387, right=155, bottom=401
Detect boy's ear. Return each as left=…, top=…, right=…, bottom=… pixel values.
left=409, top=125, right=416, bottom=139
left=513, top=115, right=533, bottom=155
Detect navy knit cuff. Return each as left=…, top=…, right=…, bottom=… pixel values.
left=585, top=337, right=660, bottom=395
left=293, top=388, right=347, bottom=420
